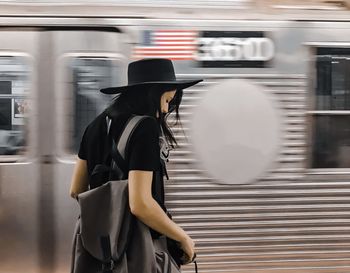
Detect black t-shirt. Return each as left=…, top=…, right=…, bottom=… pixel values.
left=77, top=110, right=167, bottom=238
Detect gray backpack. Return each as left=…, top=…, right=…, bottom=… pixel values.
left=70, top=115, right=187, bottom=273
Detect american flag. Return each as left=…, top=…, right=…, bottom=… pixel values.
left=131, top=30, right=198, bottom=60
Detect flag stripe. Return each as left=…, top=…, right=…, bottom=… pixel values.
left=134, top=50, right=195, bottom=54
left=154, top=34, right=197, bottom=38
left=155, top=41, right=197, bottom=45
left=157, top=30, right=196, bottom=33
left=133, top=52, right=194, bottom=56
left=155, top=40, right=196, bottom=43
left=154, top=37, right=196, bottom=41
left=132, top=55, right=193, bottom=60
left=134, top=46, right=196, bottom=50
left=154, top=34, right=196, bottom=37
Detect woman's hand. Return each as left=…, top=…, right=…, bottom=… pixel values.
left=179, top=234, right=196, bottom=264
left=129, top=170, right=197, bottom=264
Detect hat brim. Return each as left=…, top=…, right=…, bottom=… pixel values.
left=100, top=79, right=203, bottom=94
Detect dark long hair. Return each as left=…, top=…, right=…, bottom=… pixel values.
left=105, top=85, right=183, bottom=148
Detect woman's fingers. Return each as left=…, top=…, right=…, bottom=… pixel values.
left=180, top=235, right=196, bottom=264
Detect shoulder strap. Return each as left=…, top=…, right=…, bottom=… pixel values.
left=109, top=115, right=150, bottom=179
left=91, top=115, right=150, bottom=179
left=113, top=115, right=149, bottom=161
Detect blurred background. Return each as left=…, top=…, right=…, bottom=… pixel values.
left=1, top=0, right=350, bottom=272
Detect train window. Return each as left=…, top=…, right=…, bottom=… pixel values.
left=0, top=56, right=30, bottom=158
left=311, top=49, right=350, bottom=168
left=68, top=57, right=120, bottom=154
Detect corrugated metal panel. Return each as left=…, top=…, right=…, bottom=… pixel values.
left=164, top=75, right=350, bottom=272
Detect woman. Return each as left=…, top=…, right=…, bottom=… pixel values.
left=69, top=58, right=203, bottom=267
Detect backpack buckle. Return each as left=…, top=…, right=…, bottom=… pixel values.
left=102, top=259, right=115, bottom=272
left=100, top=235, right=115, bottom=272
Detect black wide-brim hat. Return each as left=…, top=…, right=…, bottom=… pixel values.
left=100, top=58, right=203, bottom=94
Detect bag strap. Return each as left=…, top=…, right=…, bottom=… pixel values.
left=100, top=235, right=114, bottom=273
left=96, top=115, right=150, bottom=272
left=91, top=114, right=149, bottom=179
left=110, top=114, right=149, bottom=177
left=116, top=114, right=147, bottom=160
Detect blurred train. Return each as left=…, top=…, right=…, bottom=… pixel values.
left=1, top=1, right=350, bottom=273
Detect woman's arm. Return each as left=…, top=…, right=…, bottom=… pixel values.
left=69, top=158, right=89, bottom=199
left=128, top=170, right=195, bottom=260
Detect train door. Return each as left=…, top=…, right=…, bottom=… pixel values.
left=50, top=28, right=127, bottom=273
left=0, top=29, right=40, bottom=273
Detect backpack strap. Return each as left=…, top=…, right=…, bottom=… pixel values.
left=91, top=114, right=150, bottom=179
left=100, top=235, right=114, bottom=273
left=109, top=115, right=149, bottom=178
left=92, top=115, right=151, bottom=271
left=116, top=115, right=148, bottom=161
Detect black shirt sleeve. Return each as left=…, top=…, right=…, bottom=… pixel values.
left=128, top=117, right=160, bottom=171
left=78, top=126, right=89, bottom=160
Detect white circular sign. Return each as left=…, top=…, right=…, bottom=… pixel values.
left=190, top=79, right=282, bottom=185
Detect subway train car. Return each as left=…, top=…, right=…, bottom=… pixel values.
left=1, top=1, right=350, bottom=272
